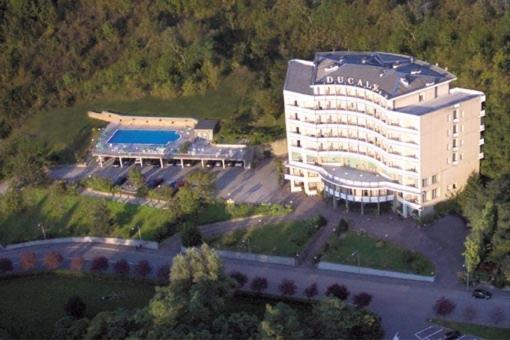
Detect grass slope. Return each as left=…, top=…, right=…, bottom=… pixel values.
left=0, top=272, right=154, bottom=339
left=207, top=218, right=320, bottom=257
left=321, top=231, right=435, bottom=275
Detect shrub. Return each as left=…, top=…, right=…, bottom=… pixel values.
left=181, top=224, right=203, bottom=248
left=434, top=297, right=456, bottom=316
left=304, top=283, right=318, bottom=299
left=113, top=259, right=130, bottom=277
left=316, top=215, right=327, bottom=228
left=230, top=271, right=248, bottom=288
left=20, top=251, right=37, bottom=270
left=134, top=260, right=152, bottom=278
left=90, top=256, right=109, bottom=273
left=44, top=251, right=64, bottom=270
left=353, top=292, right=372, bottom=308
left=156, top=265, right=170, bottom=284
left=489, top=306, right=505, bottom=325
left=403, top=250, right=417, bottom=264
left=462, top=305, right=477, bottom=322
left=326, top=283, right=350, bottom=300
left=250, top=276, right=268, bottom=293
left=337, top=218, right=349, bottom=235
left=278, top=279, right=297, bottom=296
left=0, top=258, right=13, bottom=274
left=69, top=257, right=84, bottom=271
left=64, top=296, right=86, bottom=319
left=83, top=175, right=114, bottom=193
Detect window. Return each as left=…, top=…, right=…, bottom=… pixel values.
left=452, top=139, right=457, bottom=148
left=452, top=183, right=457, bottom=190
left=453, top=109, right=458, bottom=120
left=422, top=191, right=427, bottom=202
left=419, top=94, right=424, bottom=102
left=297, top=140, right=301, bottom=147
left=434, top=86, right=438, bottom=98
left=422, top=178, right=427, bottom=187
left=452, top=153, right=457, bottom=163
left=481, top=101, right=486, bottom=110
left=452, top=124, right=458, bottom=134
left=294, top=100, right=298, bottom=106
left=432, top=188, right=438, bottom=199
left=431, top=175, right=437, bottom=184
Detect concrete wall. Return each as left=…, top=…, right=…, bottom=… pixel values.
left=88, top=111, right=198, bottom=128
left=217, top=250, right=296, bottom=266
left=3, top=237, right=159, bottom=250
left=317, top=261, right=435, bottom=282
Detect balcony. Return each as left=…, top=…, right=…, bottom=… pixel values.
left=479, top=152, right=484, bottom=159
left=479, top=138, right=484, bottom=146
left=480, top=110, right=486, bottom=117
left=480, top=124, right=485, bottom=131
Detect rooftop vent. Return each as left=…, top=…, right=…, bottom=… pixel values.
left=392, top=61, right=400, bottom=69
left=361, top=57, right=367, bottom=64
left=410, top=69, right=421, bottom=75
left=400, top=77, right=410, bottom=87
left=325, top=65, right=339, bottom=72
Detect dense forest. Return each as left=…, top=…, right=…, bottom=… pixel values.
left=0, top=1, right=509, bottom=280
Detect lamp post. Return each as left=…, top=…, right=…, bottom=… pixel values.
left=352, top=250, right=360, bottom=273
left=132, top=225, right=142, bottom=241
left=242, top=238, right=251, bottom=253
left=462, top=264, right=470, bottom=289
left=38, top=223, right=46, bottom=240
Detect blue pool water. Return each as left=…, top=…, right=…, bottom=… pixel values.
left=108, top=129, right=181, bottom=145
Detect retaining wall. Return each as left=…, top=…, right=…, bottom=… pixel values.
left=88, top=111, right=198, bottom=128
left=180, top=246, right=296, bottom=266
left=3, top=237, right=159, bottom=250
left=317, top=261, right=435, bottom=282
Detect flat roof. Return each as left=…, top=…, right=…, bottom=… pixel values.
left=195, top=119, right=218, bottom=130
left=395, top=91, right=480, bottom=116
left=322, top=165, right=392, bottom=183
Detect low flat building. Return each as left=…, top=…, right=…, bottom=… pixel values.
left=283, top=51, right=485, bottom=217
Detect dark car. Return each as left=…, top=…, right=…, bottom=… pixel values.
left=472, top=288, right=492, bottom=300
left=442, top=330, right=461, bottom=340
left=113, top=176, right=127, bottom=186
left=146, top=177, right=164, bottom=189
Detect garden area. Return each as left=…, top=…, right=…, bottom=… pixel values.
left=0, top=271, right=155, bottom=339
left=320, top=231, right=435, bottom=276
left=206, top=216, right=325, bottom=257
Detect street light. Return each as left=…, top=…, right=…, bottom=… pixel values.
left=38, top=223, right=46, bottom=240
left=351, top=250, right=360, bottom=273
left=132, top=225, right=142, bottom=241
left=462, top=264, right=470, bottom=289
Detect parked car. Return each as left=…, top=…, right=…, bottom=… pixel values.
left=112, top=159, right=121, bottom=168
left=226, top=161, right=235, bottom=167
left=167, top=160, right=178, bottom=166
left=146, top=177, right=164, bottom=189
left=205, top=161, right=214, bottom=168
left=472, top=288, right=492, bottom=299
left=234, top=162, right=244, bottom=167
left=113, top=176, right=127, bottom=186
left=442, top=330, right=461, bottom=340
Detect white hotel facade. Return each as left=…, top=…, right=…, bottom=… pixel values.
left=284, top=52, right=485, bottom=217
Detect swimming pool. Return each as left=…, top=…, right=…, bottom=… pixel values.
left=108, top=129, right=181, bottom=145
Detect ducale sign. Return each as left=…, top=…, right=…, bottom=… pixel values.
left=324, top=76, right=381, bottom=92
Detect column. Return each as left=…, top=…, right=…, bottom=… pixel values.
left=181, top=159, right=184, bottom=168
left=119, top=157, right=123, bottom=168
left=222, top=159, right=225, bottom=168
left=98, top=156, right=103, bottom=168
left=160, top=158, right=164, bottom=168
left=201, top=159, right=204, bottom=168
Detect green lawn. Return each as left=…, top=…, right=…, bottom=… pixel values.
left=10, top=69, right=282, bottom=164
left=433, top=319, right=510, bottom=340
left=0, top=272, right=155, bottom=339
left=321, top=231, right=435, bottom=276
left=206, top=217, right=321, bottom=257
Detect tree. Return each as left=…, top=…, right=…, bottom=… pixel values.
left=259, top=303, right=303, bottom=339
left=185, top=169, right=216, bottom=203
left=316, top=215, right=327, bottom=228
left=337, top=218, right=349, bottom=235
left=278, top=279, right=297, bottom=296
left=250, top=276, right=268, bottom=294
left=326, top=283, right=350, bottom=300
left=89, top=200, right=112, bottom=236
left=86, top=309, right=150, bottom=340
left=463, top=231, right=483, bottom=274
left=3, top=135, right=47, bottom=186
left=434, top=297, right=456, bottom=316
left=230, top=271, right=248, bottom=288
left=90, top=256, right=109, bottom=272
left=113, top=259, right=130, bottom=277
left=213, top=312, right=259, bottom=339
left=128, top=167, right=145, bottom=190
left=181, top=224, right=203, bottom=247
left=20, top=251, right=37, bottom=271
left=44, top=251, right=63, bottom=270
left=64, top=296, right=86, bottom=319
left=134, top=260, right=152, bottom=278
left=304, top=283, right=318, bottom=299
left=353, top=292, right=372, bottom=308
left=156, top=265, right=170, bottom=284
left=175, top=186, right=201, bottom=216
left=69, top=256, right=84, bottom=271
left=2, top=189, right=24, bottom=214
left=53, top=317, right=89, bottom=340
left=308, top=298, right=384, bottom=339
left=0, top=258, right=13, bottom=274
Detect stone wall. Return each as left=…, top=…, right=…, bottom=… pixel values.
left=88, top=111, right=198, bottom=128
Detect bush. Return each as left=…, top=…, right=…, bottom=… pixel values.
left=250, top=276, right=268, bottom=293
left=83, top=175, right=114, bottom=193
left=353, top=292, right=372, bottom=308
left=0, top=258, right=13, bottom=274
left=69, top=257, right=84, bottom=271
left=316, top=215, right=327, bottom=228
left=434, top=297, right=456, bottom=316
left=230, top=271, right=248, bottom=288
left=134, top=260, right=152, bottom=278
left=181, top=224, right=203, bottom=247
left=44, top=251, right=64, bottom=270
left=326, top=283, right=350, bottom=300
left=113, top=259, right=130, bottom=277
left=156, top=265, right=170, bottom=284
left=64, top=296, right=86, bottom=319
left=403, top=250, right=417, bottom=264
left=304, top=283, right=318, bottom=299
left=489, top=306, right=505, bottom=325
left=278, top=279, right=297, bottom=296
left=20, top=251, right=37, bottom=270
left=336, top=218, right=349, bottom=235
left=90, top=256, right=109, bottom=272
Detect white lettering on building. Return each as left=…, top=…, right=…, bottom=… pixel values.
left=323, top=75, right=381, bottom=94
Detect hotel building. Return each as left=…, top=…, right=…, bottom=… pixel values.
left=283, top=52, right=485, bottom=217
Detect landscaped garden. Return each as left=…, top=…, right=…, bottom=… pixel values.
left=206, top=216, right=324, bottom=257
left=0, top=271, right=155, bottom=339
left=320, top=231, right=435, bottom=275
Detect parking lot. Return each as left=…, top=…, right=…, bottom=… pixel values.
left=414, top=325, right=477, bottom=340
left=50, top=158, right=298, bottom=205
